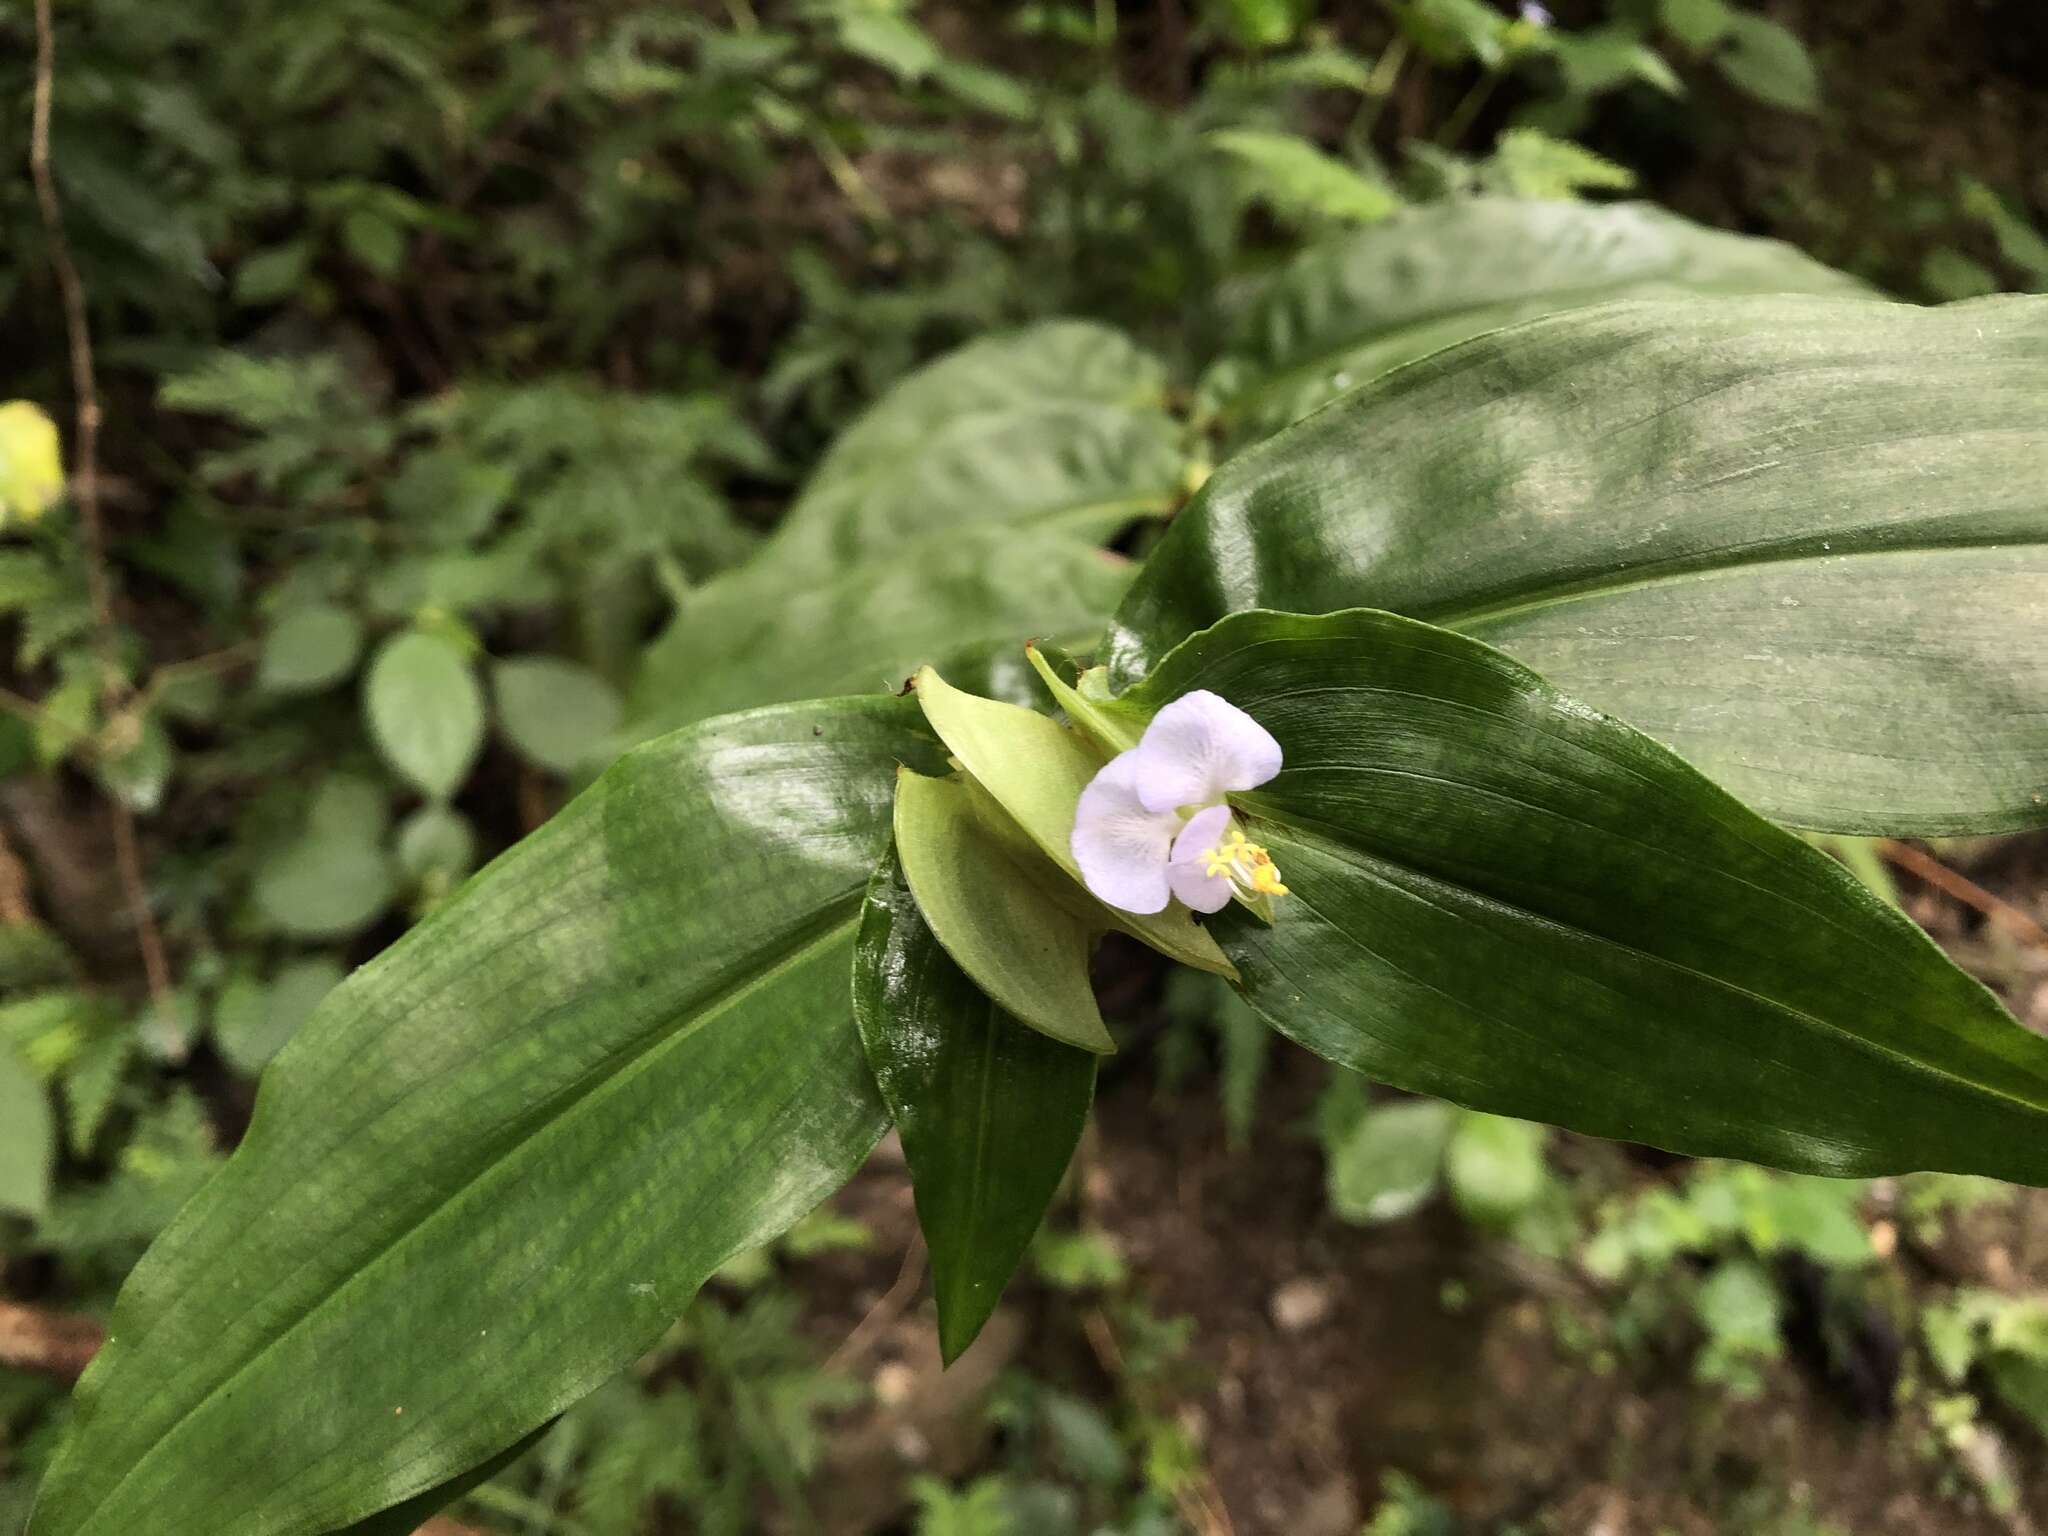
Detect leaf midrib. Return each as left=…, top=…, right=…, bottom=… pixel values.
left=69, top=900, right=864, bottom=1534
left=1436, top=532, right=2040, bottom=634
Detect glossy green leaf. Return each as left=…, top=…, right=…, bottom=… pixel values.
left=763, top=322, right=1188, bottom=574
left=0, top=1041, right=54, bottom=1218
left=364, top=630, right=486, bottom=799
left=893, top=769, right=1114, bottom=1054
left=336, top=1423, right=553, bottom=1536
left=31, top=695, right=943, bottom=1536
left=1206, top=199, right=1861, bottom=441
left=1123, top=608, right=2048, bottom=1182
left=1327, top=1099, right=1450, bottom=1225
left=854, top=848, right=1096, bottom=1362
left=1113, top=295, right=2048, bottom=835
left=910, top=666, right=1233, bottom=980
left=627, top=530, right=1131, bottom=741
left=493, top=656, right=623, bottom=774
left=257, top=603, right=364, bottom=694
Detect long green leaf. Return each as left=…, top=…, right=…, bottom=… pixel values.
left=628, top=530, right=1131, bottom=741
left=1208, top=198, right=1861, bottom=442
left=853, top=848, right=1095, bottom=1363
left=1113, top=295, right=2048, bottom=835
left=1120, top=608, right=2048, bottom=1182
left=763, top=321, right=1187, bottom=573
left=31, top=696, right=944, bottom=1536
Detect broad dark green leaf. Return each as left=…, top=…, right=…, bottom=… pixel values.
left=336, top=1422, right=552, bottom=1536
left=853, top=848, right=1096, bottom=1363
left=627, top=530, right=1131, bottom=742
left=1117, top=608, right=2048, bottom=1182
left=1112, top=295, right=2048, bottom=835
left=1207, top=198, right=1860, bottom=442
left=762, top=321, right=1188, bottom=574
left=31, top=695, right=944, bottom=1536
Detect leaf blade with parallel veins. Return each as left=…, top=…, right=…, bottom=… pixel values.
left=854, top=848, right=1096, bottom=1363
left=1121, top=608, right=2048, bottom=1183
left=30, top=695, right=942, bottom=1536
left=1114, top=294, right=2048, bottom=835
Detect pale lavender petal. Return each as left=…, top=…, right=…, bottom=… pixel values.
left=1072, top=750, right=1180, bottom=915
left=1170, top=804, right=1234, bottom=864
left=1166, top=803, right=1235, bottom=913
left=1166, top=858, right=1233, bottom=913
left=1128, top=689, right=1283, bottom=814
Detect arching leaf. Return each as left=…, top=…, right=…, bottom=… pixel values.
left=1118, top=608, right=2048, bottom=1182
left=1113, top=295, right=2048, bottom=835
left=30, top=696, right=943, bottom=1536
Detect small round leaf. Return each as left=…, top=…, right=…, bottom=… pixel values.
left=492, top=657, right=623, bottom=775
left=364, top=631, right=485, bottom=799
left=395, top=804, right=476, bottom=884
left=258, top=604, right=364, bottom=695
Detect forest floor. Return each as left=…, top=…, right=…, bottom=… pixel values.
left=796, top=835, right=2048, bottom=1535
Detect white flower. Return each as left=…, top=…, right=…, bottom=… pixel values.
left=1520, top=1, right=1554, bottom=26
left=1071, top=690, right=1287, bottom=916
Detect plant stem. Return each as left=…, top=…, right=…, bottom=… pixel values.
left=1438, top=65, right=1502, bottom=150
left=30, top=0, right=174, bottom=1017
left=1877, top=840, right=2048, bottom=949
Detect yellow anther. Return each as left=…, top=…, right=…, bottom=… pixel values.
left=1198, top=828, right=1288, bottom=902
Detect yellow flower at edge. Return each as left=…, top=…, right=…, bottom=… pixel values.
left=0, top=400, right=65, bottom=526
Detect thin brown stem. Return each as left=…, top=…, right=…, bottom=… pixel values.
left=824, top=1233, right=926, bottom=1374
left=0, top=822, right=33, bottom=925
left=1878, top=839, right=2048, bottom=950
left=30, top=0, right=174, bottom=1016
left=0, top=1298, right=105, bottom=1382
left=31, top=0, right=112, bottom=649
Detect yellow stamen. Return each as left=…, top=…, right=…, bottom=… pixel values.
left=1198, top=830, right=1288, bottom=902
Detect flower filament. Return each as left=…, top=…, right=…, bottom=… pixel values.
left=1201, top=829, right=1288, bottom=899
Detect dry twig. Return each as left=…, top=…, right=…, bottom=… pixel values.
left=1877, top=839, right=2048, bottom=950
left=824, top=1233, right=926, bottom=1374
left=1083, top=1307, right=1238, bottom=1536
left=29, top=0, right=173, bottom=1013
left=0, top=1298, right=105, bottom=1382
